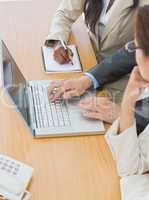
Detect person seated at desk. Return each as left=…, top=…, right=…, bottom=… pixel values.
left=45, top=0, right=141, bottom=64
left=47, top=0, right=149, bottom=124
left=105, top=5, right=149, bottom=199
left=48, top=41, right=136, bottom=123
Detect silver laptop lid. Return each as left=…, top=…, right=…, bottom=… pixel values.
left=0, top=40, right=32, bottom=130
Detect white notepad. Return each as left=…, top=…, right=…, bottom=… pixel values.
left=42, top=45, right=82, bottom=72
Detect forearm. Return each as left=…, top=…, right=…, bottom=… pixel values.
left=105, top=119, right=139, bottom=177
left=46, top=0, right=84, bottom=45
left=120, top=100, right=136, bottom=133
left=88, top=46, right=136, bottom=87
left=47, top=11, right=73, bottom=43
left=105, top=118, right=149, bottom=177
left=45, top=15, right=72, bottom=47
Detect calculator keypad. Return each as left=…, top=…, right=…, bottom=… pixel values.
left=0, top=156, right=21, bottom=176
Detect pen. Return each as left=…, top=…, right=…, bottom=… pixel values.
left=60, top=39, right=67, bottom=50
left=60, top=39, right=73, bottom=65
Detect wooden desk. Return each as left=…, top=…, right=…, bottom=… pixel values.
left=0, top=1, right=120, bottom=199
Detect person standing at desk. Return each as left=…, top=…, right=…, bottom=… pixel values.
left=45, top=0, right=140, bottom=64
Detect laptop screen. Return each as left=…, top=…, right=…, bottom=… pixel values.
left=1, top=41, right=29, bottom=124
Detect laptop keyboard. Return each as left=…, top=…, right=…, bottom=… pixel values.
left=30, top=84, right=71, bottom=128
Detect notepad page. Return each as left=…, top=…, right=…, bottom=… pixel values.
left=42, top=45, right=82, bottom=72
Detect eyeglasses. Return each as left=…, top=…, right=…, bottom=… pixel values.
left=125, top=41, right=141, bottom=53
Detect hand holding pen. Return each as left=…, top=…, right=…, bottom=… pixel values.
left=60, top=40, right=73, bottom=65
left=53, top=40, right=74, bottom=65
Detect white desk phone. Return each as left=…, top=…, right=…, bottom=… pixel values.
left=0, top=155, right=33, bottom=200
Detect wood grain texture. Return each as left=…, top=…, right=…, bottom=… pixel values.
left=0, top=1, right=120, bottom=199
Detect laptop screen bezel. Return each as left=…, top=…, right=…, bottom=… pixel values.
left=0, top=40, right=35, bottom=136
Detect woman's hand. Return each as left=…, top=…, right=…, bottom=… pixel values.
left=53, top=41, right=73, bottom=64
left=120, top=67, right=149, bottom=132
left=48, top=76, right=92, bottom=102
left=79, top=97, right=120, bottom=124
left=122, top=67, right=149, bottom=106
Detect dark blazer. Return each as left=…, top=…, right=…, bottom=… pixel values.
left=88, top=46, right=148, bottom=134
left=88, top=46, right=136, bottom=88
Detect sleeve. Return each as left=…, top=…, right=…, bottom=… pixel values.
left=84, top=72, right=101, bottom=89
left=88, top=45, right=136, bottom=88
left=140, top=0, right=149, bottom=7
left=120, top=174, right=149, bottom=200
left=105, top=119, right=149, bottom=177
left=45, top=0, right=85, bottom=46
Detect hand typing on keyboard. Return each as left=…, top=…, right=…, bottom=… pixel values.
left=31, top=84, right=71, bottom=128
left=48, top=76, right=92, bottom=102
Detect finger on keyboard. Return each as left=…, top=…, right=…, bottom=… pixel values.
left=48, top=81, right=60, bottom=96
left=51, top=87, right=65, bottom=102
left=63, top=89, right=80, bottom=99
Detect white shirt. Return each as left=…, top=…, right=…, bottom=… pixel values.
left=105, top=119, right=149, bottom=200
left=98, top=0, right=118, bottom=35
left=100, top=0, right=111, bottom=25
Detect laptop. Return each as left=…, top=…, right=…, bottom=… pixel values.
left=0, top=40, right=105, bottom=137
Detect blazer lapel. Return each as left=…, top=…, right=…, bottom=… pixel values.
left=100, top=0, right=134, bottom=43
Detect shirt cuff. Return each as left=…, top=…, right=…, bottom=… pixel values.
left=84, top=72, right=100, bottom=89
left=45, top=34, right=68, bottom=47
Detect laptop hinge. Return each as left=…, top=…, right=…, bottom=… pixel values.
left=25, top=85, right=37, bottom=132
